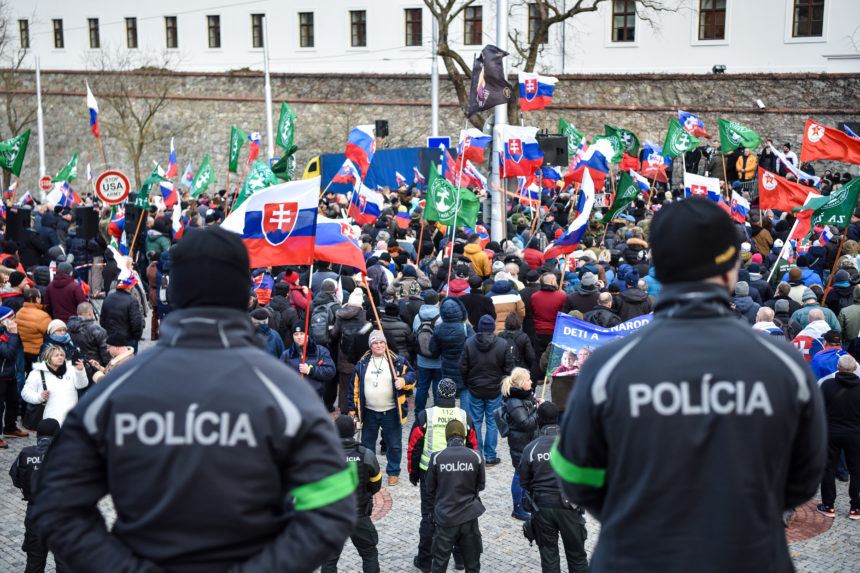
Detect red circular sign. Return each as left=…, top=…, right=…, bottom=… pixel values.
left=95, top=170, right=131, bottom=205
left=39, top=176, right=53, bottom=191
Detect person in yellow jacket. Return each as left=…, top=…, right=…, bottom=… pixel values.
left=463, top=234, right=491, bottom=279
left=736, top=147, right=758, bottom=182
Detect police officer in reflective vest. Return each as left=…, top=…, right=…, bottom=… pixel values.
left=426, top=419, right=485, bottom=573
left=407, top=378, right=478, bottom=572
left=552, top=198, right=826, bottom=572
left=323, top=415, right=382, bottom=573
left=519, top=402, right=587, bottom=573
left=9, top=418, right=63, bottom=573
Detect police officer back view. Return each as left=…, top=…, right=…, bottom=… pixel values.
left=9, top=418, right=62, bottom=573
left=519, top=402, right=587, bottom=573
left=406, top=377, right=478, bottom=572
left=426, top=420, right=485, bottom=573
left=552, top=198, right=826, bottom=572
left=31, top=227, right=357, bottom=572
left=323, top=415, right=382, bottom=573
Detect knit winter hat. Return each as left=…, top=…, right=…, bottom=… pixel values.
left=734, top=281, right=749, bottom=296
left=580, top=272, right=597, bottom=289
left=802, top=288, right=817, bottom=302
left=321, top=278, right=338, bottom=293
left=477, top=314, right=496, bottom=333
left=368, top=330, right=386, bottom=345
left=833, top=269, right=851, bottom=288
left=47, top=319, right=66, bottom=334
left=438, top=378, right=457, bottom=399
left=445, top=419, right=466, bottom=440
left=334, top=415, right=356, bottom=439
left=347, top=288, right=363, bottom=307
left=0, top=306, right=13, bottom=322
left=774, top=299, right=790, bottom=313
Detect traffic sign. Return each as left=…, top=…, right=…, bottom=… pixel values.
left=95, top=170, right=131, bottom=205
left=39, top=176, right=53, bottom=192
left=427, top=136, right=451, bottom=151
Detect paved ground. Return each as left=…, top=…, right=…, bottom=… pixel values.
left=0, top=331, right=857, bottom=571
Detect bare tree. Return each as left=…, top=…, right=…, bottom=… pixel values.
left=86, top=50, right=193, bottom=187
left=0, top=0, right=36, bottom=188
left=425, top=0, right=680, bottom=127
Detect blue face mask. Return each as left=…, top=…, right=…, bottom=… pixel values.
left=50, top=333, right=72, bottom=345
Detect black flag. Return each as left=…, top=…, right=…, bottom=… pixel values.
left=467, top=45, right=512, bottom=117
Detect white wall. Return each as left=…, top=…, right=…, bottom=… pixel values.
left=9, top=0, right=860, bottom=74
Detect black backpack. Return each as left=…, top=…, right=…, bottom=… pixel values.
left=416, top=317, right=439, bottom=358
left=309, top=302, right=338, bottom=346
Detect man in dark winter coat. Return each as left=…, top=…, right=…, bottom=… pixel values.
left=9, top=418, right=64, bottom=572
left=765, top=281, right=802, bottom=317
left=825, top=269, right=854, bottom=317
left=251, top=308, right=285, bottom=358
left=818, top=354, right=860, bottom=520
left=31, top=226, right=356, bottom=572
left=519, top=270, right=541, bottom=339
left=562, top=272, right=599, bottom=315
left=520, top=403, right=588, bottom=573
left=460, top=315, right=514, bottom=465
left=44, top=262, right=85, bottom=322
left=553, top=198, right=825, bottom=573
left=732, top=281, right=760, bottom=325
left=322, top=416, right=381, bottom=573
left=267, top=282, right=299, bottom=342
left=459, top=275, right=496, bottom=327
left=381, top=302, right=414, bottom=363
left=330, top=289, right=372, bottom=414
left=280, top=325, right=336, bottom=399
left=584, top=293, right=622, bottom=328
left=67, top=302, right=111, bottom=382
left=430, top=297, right=473, bottom=393
left=19, top=226, right=48, bottom=270
left=746, top=262, right=774, bottom=302
left=617, top=277, right=652, bottom=321
left=498, top=313, right=536, bottom=372
left=99, top=275, right=144, bottom=353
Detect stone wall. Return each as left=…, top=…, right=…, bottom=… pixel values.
left=1, top=69, right=859, bottom=194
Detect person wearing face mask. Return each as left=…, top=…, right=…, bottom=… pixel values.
left=552, top=198, right=827, bottom=573
left=39, top=319, right=80, bottom=360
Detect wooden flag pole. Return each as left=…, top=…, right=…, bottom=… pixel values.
left=96, top=136, right=109, bottom=170
left=127, top=206, right=147, bottom=254
left=363, top=278, right=398, bottom=376
left=645, top=174, right=658, bottom=209
left=823, top=226, right=849, bottom=297
left=299, top=263, right=315, bottom=376
left=415, top=216, right=426, bottom=265
left=720, top=153, right=731, bottom=201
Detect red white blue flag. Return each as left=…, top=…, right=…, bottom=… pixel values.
left=545, top=169, right=596, bottom=260
left=348, top=183, right=384, bottom=226
left=413, top=166, right=426, bottom=185
left=221, top=177, right=320, bottom=268
left=332, top=159, right=362, bottom=187
left=165, top=137, right=178, bottom=178
left=345, top=124, right=376, bottom=177
left=458, top=128, right=492, bottom=163
left=395, top=171, right=408, bottom=187
left=518, top=72, right=558, bottom=112
left=86, top=81, right=100, bottom=139
left=247, top=132, right=261, bottom=165
left=160, top=181, right=179, bottom=208
left=16, top=191, right=32, bottom=207
left=314, top=216, right=367, bottom=273
left=678, top=110, right=711, bottom=139
left=497, top=125, right=544, bottom=178
left=180, top=162, right=194, bottom=188
left=730, top=190, right=750, bottom=224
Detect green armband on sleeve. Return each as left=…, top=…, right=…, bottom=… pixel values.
left=549, top=442, right=606, bottom=488
left=291, top=463, right=358, bottom=511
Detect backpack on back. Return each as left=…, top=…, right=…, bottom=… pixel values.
left=309, top=301, right=337, bottom=346
left=416, top=317, right=439, bottom=358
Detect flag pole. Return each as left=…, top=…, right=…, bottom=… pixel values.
left=300, top=262, right=315, bottom=374
left=128, top=205, right=147, bottom=254
left=363, top=277, right=398, bottom=376
left=97, top=136, right=109, bottom=171
left=720, top=153, right=731, bottom=201
left=823, top=225, right=848, bottom=296
left=766, top=218, right=799, bottom=283
left=444, top=118, right=472, bottom=290
left=415, top=216, right=426, bottom=265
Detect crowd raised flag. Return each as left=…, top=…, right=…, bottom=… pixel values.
left=544, top=169, right=596, bottom=260
left=467, top=44, right=512, bottom=116
left=53, top=151, right=79, bottom=183
left=314, top=216, right=366, bottom=272
left=425, top=163, right=479, bottom=228
left=604, top=125, right=640, bottom=155
left=683, top=172, right=721, bottom=202
left=730, top=190, right=750, bottom=224
left=413, top=166, right=426, bottom=186
left=718, top=118, right=762, bottom=153
left=348, top=183, right=384, bottom=226
left=663, top=117, right=700, bottom=158
left=345, top=125, right=376, bottom=177
left=496, top=125, right=544, bottom=178
left=228, top=127, right=246, bottom=174
left=165, top=138, right=178, bottom=178
left=180, top=162, right=194, bottom=188
left=603, top=170, right=642, bottom=222
left=332, top=159, right=362, bottom=188
left=758, top=169, right=814, bottom=212
left=191, top=155, right=215, bottom=197
left=678, top=110, right=710, bottom=139
left=0, top=130, right=30, bottom=177
left=86, top=82, right=100, bottom=139
left=458, top=128, right=492, bottom=163
left=767, top=142, right=820, bottom=186
left=800, top=119, right=860, bottom=164
left=517, top=71, right=558, bottom=111
left=247, top=132, right=262, bottom=165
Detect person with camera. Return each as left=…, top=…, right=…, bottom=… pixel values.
left=21, top=345, right=88, bottom=426
left=519, top=402, right=587, bottom=573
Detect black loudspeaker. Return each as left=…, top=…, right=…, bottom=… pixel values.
left=125, top=193, right=142, bottom=233
left=537, top=135, right=568, bottom=167
left=375, top=119, right=389, bottom=138
left=74, top=206, right=99, bottom=240
left=5, top=208, right=30, bottom=243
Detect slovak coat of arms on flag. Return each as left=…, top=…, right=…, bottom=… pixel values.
left=263, top=202, right=298, bottom=246
left=524, top=78, right=538, bottom=99
left=508, top=139, right=523, bottom=162
left=690, top=184, right=707, bottom=197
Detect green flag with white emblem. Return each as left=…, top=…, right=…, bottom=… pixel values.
left=558, top=118, right=584, bottom=158
left=663, top=117, right=700, bottom=158
left=228, top=127, right=246, bottom=174
left=0, top=130, right=30, bottom=176
left=603, top=171, right=641, bottom=221
left=236, top=161, right=279, bottom=209
left=53, top=150, right=79, bottom=183
left=605, top=124, right=640, bottom=155
left=425, top=163, right=479, bottom=228
left=717, top=118, right=762, bottom=154
left=275, top=103, right=297, bottom=151
left=191, top=154, right=215, bottom=197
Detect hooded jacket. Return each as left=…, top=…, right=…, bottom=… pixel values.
left=838, top=301, right=860, bottom=341
left=16, top=301, right=52, bottom=355
left=562, top=287, right=599, bottom=315
left=618, top=287, right=653, bottom=321
left=820, top=371, right=860, bottom=434
left=45, top=273, right=86, bottom=322
left=503, top=386, right=538, bottom=467
left=553, top=282, right=825, bottom=573
left=31, top=307, right=357, bottom=573
left=463, top=243, right=492, bottom=278
left=732, top=295, right=760, bottom=325
left=280, top=340, right=336, bottom=396
left=498, top=328, right=535, bottom=371
left=430, top=298, right=474, bottom=386
left=380, top=313, right=414, bottom=360
left=457, top=289, right=496, bottom=328
left=144, top=229, right=171, bottom=256
left=67, top=315, right=111, bottom=367
left=489, top=280, right=525, bottom=332
left=585, top=306, right=622, bottom=329
left=460, top=332, right=514, bottom=400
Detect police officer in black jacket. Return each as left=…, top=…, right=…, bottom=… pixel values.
left=426, top=419, right=485, bottom=573
left=519, top=402, right=587, bottom=573
left=31, top=227, right=357, bottom=573
left=323, top=415, right=382, bottom=573
left=552, top=198, right=826, bottom=573
left=9, top=418, right=63, bottom=573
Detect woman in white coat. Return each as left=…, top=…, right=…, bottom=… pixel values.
left=22, top=346, right=88, bottom=426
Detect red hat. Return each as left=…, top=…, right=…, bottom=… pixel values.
left=750, top=253, right=763, bottom=264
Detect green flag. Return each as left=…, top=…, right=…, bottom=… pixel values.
left=271, top=145, right=298, bottom=182
left=593, top=134, right=623, bottom=163
left=53, top=150, right=79, bottom=183
left=603, top=171, right=641, bottom=221
left=717, top=118, right=761, bottom=154
left=604, top=125, right=640, bottom=155
left=275, top=103, right=297, bottom=151
left=0, top=130, right=30, bottom=176
left=425, top=163, right=480, bottom=228
left=137, top=166, right=169, bottom=209
left=558, top=118, right=584, bottom=157
left=236, top=161, right=279, bottom=209
left=191, top=154, right=216, bottom=197
left=228, top=127, right=246, bottom=174
left=810, top=178, right=860, bottom=228
left=663, top=117, right=700, bottom=158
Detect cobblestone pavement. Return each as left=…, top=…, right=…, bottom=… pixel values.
left=0, top=332, right=856, bottom=571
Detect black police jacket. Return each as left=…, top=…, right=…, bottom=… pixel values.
left=426, top=436, right=485, bottom=528
left=340, top=437, right=381, bottom=517
left=10, top=436, right=53, bottom=502
left=31, top=307, right=357, bottom=573
left=553, top=282, right=826, bottom=573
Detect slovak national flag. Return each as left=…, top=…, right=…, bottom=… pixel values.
left=4, top=180, right=16, bottom=200
left=413, top=166, right=426, bottom=185
left=332, top=159, right=362, bottom=187
left=458, top=128, right=492, bottom=163
left=247, top=132, right=261, bottom=164
left=395, top=171, right=408, bottom=187
left=544, top=169, right=596, bottom=260
left=86, top=81, right=100, bottom=139
left=348, top=183, right=384, bottom=226
left=16, top=191, right=32, bottom=207
left=518, top=72, right=558, bottom=112
left=160, top=181, right=179, bottom=208
left=314, top=216, right=367, bottom=273
left=577, top=138, right=614, bottom=174
left=496, top=125, right=544, bottom=178
left=630, top=170, right=651, bottom=194
left=678, top=110, right=711, bottom=139
left=683, top=172, right=721, bottom=202
left=395, top=211, right=412, bottom=229
left=730, top=190, right=750, bottom=224
left=641, top=141, right=671, bottom=183
left=108, top=210, right=126, bottom=239
left=345, top=124, right=376, bottom=177
left=221, top=177, right=320, bottom=267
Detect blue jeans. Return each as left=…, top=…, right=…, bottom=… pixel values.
left=361, top=408, right=402, bottom=476
left=415, top=366, right=441, bottom=413
left=462, top=390, right=501, bottom=462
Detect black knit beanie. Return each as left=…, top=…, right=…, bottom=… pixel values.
left=168, top=226, right=251, bottom=311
